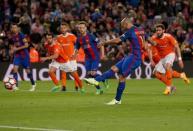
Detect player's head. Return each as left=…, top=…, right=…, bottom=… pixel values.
left=11, top=23, right=19, bottom=34
left=60, top=22, right=69, bottom=34
left=46, top=33, right=53, bottom=44
left=77, top=21, right=87, bottom=35
left=155, top=24, right=165, bottom=38
left=120, top=17, right=133, bottom=30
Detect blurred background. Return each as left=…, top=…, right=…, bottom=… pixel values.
left=0, top=0, right=192, bottom=63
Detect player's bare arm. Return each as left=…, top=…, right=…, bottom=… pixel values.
left=71, top=49, right=79, bottom=59
left=175, top=43, right=184, bottom=69
left=146, top=45, right=155, bottom=66
left=40, top=53, right=59, bottom=62
left=98, top=38, right=122, bottom=48
left=147, top=37, right=157, bottom=46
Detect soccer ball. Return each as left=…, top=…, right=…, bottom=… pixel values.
left=3, top=77, right=17, bottom=90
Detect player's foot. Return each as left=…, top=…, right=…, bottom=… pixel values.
left=163, top=88, right=171, bottom=95
left=80, top=87, right=85, bottom=94
left=103, top=80, right=109, bottom=89
left=106, top=99, right=121, bottom=105
left=29, top=84, right=36, bottom=92
left=13, top=86, right=19, bottom=91
left=181, top=72, right=190, bottom=84
left=95, top=89, right=103, bottom=95
left=61, top=86, right=66, bottom=92
left=51, top=85, right=60, bottom=92
left=75, top=86, right=79, bottom=91
left=84, top=78, right=99, bottom=86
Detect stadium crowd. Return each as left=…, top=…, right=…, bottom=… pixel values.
left=0, top=0, right=193, bottom=62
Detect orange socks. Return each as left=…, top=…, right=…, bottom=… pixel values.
left=61, top=71, right=67, bottom=87
left=49, top=71, right=59, bottom=85
left=165, top=69, right=172, bottom=86
left=71, top=72, right=82, bottom=88
left=172, top=70, right=181, bottom=78
left=154, top=72, right=169, bottom=86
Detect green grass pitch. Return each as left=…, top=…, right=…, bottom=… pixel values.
left=0, top=78, right=193, bottom=131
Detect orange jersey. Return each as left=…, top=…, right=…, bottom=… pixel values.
left=56, top=33, right=77, bottom=60
left=142, top=45, right=161, bottom=64
left=151, top=46, right=161, bottom=64
left=151, top=33, right=177, bottom=58
left=45, top=41, right=69, bottom=63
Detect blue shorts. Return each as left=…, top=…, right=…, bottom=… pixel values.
left=115, top=54, right=141, bottom=77
left=85, top=59, right=99, bottom=72
left=13, top=56, right=30, bottom=69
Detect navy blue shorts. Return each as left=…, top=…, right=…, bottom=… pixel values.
left=115, top=54, right=141, bottom=77
left=13, top=56, right=30, bottom=69
left=85, top=59, right=99, bottom=72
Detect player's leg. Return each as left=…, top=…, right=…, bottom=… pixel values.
left=22, top=57, right=36, bottom=91
left=162, top=53, right=175, bottom=95
left=89, top=60, right=104, bottom=94
left=25, top=68, right=36, bottom=91
left=49, top=61, right=61, bottom=92
left=70, top=71, right=85, bottom=93
left=70, top=60, right=80, bottom=91
left=84, top=58, right=123, bottom=86
left=12, top=57, right=20, bottom=89
left=153, top=61, right=170, bottom=86
left=12, top=65, right=19, bottom=90
left=90, top=71, right=103, bottom=95
left=172, top=70, right=190, bottom=84
left=154, top=71, right=170, bottom=86
left=107, top=55, right=141, bottom=105
left=61, top=71, right=67, bottom=91
left=106, top=75, right=125, bottom=105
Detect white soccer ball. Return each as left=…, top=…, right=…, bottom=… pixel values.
left=3, top=77, right=17, bottom=90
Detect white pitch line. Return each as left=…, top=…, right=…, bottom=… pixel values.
left=0, top=125, right=71, bottom=131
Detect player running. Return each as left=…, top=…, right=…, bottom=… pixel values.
left=149, top=24, right=190, bottom=95
left=56, top=22, right=82, bottom=92
left=10, top=23, right=36, bottom=91
left=143, top=43, right=190, bottom=94
left=72, top=21, right=108, bottom=95
left=84, top=17, right=145, bottom=105
left=40, top=33, right=84, bottom=93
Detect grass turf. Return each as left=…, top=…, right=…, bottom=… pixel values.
left=0, top=78, right=193, bottom=131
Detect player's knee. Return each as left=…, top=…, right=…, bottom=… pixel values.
left=119, top=75, right=126, bottom=82
left=48, top=69, right=55, bottom=74
left=165, top=63, right=172, bottom=70
left=111, top=66, right=119, bottom=73
left=12, top=67, right=18, bottom=73
left=90, top=71, right=96, bottom=76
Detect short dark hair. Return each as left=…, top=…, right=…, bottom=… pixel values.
left=60, top=22, right=69, bottom=27
left=78, top=21, right=87, bottom=26
left=155, top=24, right=165, bottom=30
left=11, top=23, right=18, bottom=27
left=46, top=32, right=53, bottom=37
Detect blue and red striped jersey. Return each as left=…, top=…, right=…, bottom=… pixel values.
left=75, top=33, right=100, bottom=60
left=120, top=26, right=144, bottom=59
left=12, top=33, right=29, bottom=58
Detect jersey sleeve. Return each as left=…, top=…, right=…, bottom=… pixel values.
left=75, top=38, right=81, bottom=50
left=71, top=34, right=77, bottom=44
left=53, top=44, right=61, bottom=54
left=90, top=34, right=100, bottom=45
left=168, top=34, right=177, bottom=46
left=120, top=30, right=131, bottom=42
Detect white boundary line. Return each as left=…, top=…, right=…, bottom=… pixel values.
left=0, top=125, right=71, bottom=131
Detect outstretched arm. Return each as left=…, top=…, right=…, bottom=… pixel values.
left=40, top=53, right=59, bottom=62
left=98, top=38, right=122, bottom=48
